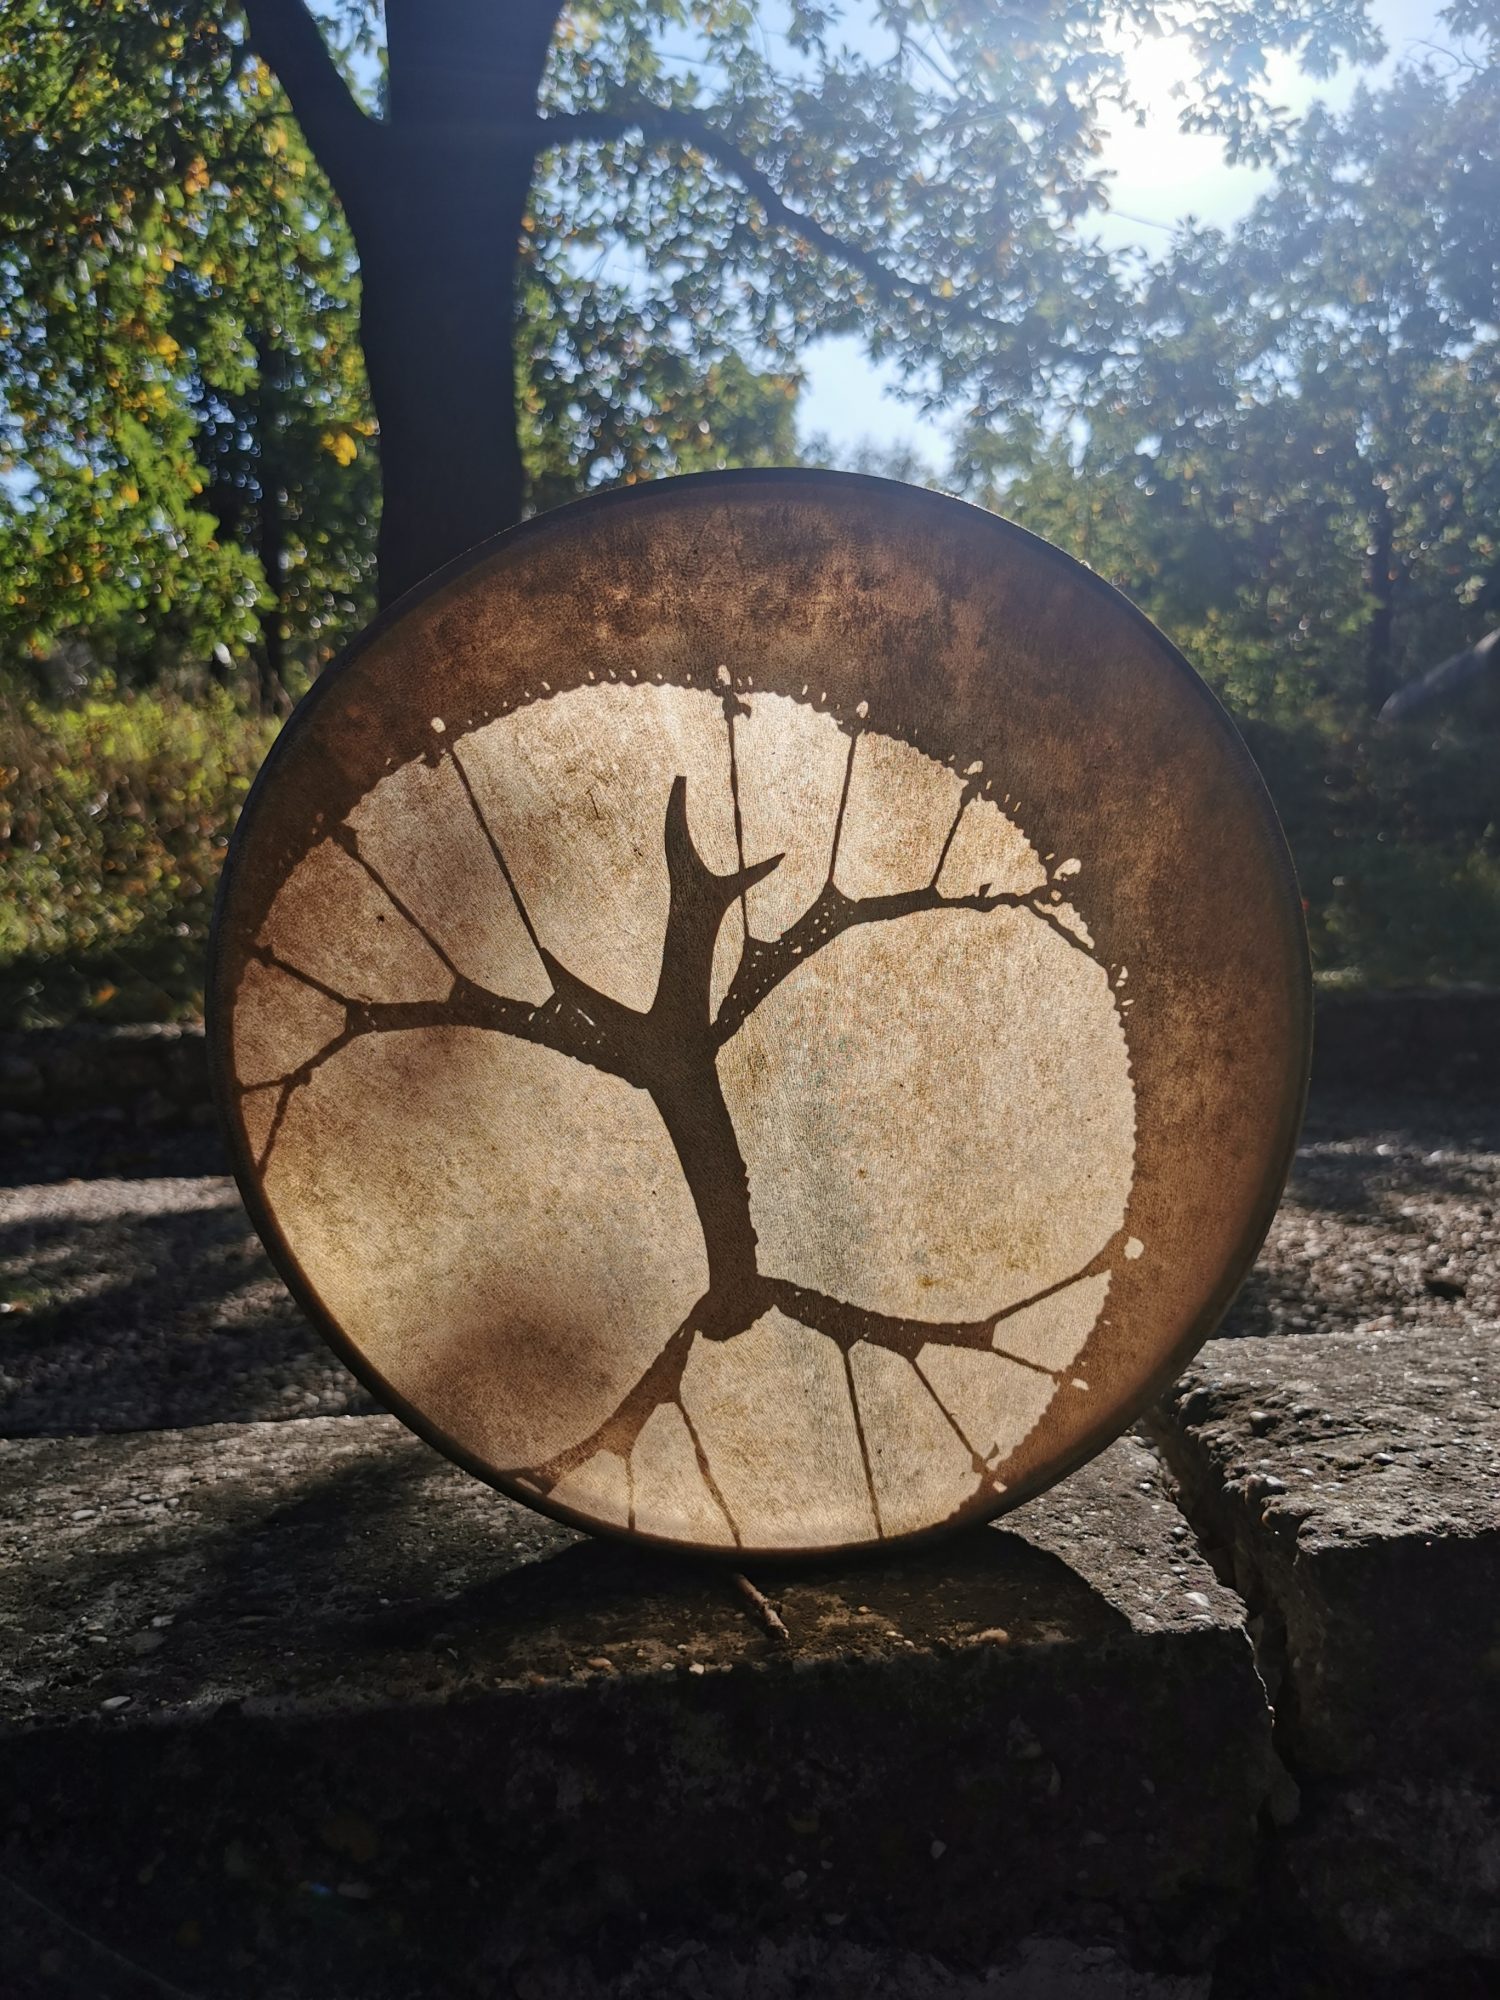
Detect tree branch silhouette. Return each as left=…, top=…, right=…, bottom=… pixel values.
left=537, top=105, right=974, bottom=336
left=713, top=875, right=1078, bottom=1043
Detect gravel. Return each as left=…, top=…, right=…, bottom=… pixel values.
left=1, top=1091, right=1496, bottom=1439
left=1220, top=1090, right=1500, bottom=1342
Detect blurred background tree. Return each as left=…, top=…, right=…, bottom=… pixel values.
left=977, top=48, right=1500, bottom=986
left=983, top=62, right=1500, bottom=723
left=4, top=0, right=1387, bottom=646
left=1, top=7, right=377, bottom=708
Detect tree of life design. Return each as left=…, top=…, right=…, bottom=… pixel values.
left=229, top=674, right=1139, bottom=1553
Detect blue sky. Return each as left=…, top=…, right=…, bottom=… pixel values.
left=798, top=0, right=1453, bottom=467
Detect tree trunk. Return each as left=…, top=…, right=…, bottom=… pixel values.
left=354, top=146, right=532, bottom=606
left=245, top=0, right=567, bottom=606
left=349, top=0, right=562, bottom=605
left=1364, top=488, right=1396, bottom=715
left=253, top=335, right=287, bottom=713
left=257, top=483, right=286, bottom=715
left=1379, top=625, right=1500, bottom=724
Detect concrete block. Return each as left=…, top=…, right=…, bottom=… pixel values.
left=1150, top=1325, right=1500, bottom=1973
left=1, top=1420, right=1270, bottom=1996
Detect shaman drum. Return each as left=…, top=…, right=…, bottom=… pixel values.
left=209, top=472, right=1309, bottom=1557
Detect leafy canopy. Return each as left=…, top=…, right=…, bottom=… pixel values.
left=3, top=0, right=1388, bottom=686
left=0, top=6, right=378, bottom=689
left=990, top=53, right=1500, bottom=723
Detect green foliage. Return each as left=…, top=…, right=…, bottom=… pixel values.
left=3, top=1, right=1498, bottom=1010
left=0, top=685, right=275, bottom=1024
left=983, top=62, right=1500, bottom=725
left=0, top=4, right=378, bottom=700
left=522, top=337, right=802, bottom=513
left=2, top=0, right=1397, bottom=686
left=521, top=0, right=1382, bottom=490
left=968, top=48, right=1500, bottom=990
left=1241, top=719, right=1500, bottom=987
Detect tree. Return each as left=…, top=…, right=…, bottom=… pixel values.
left=981, top=53, right=1500, bottom=723
left=0, top=7, right=380, bottom=703
left=7, top=0, right=1386, bottom=619
left=972, top=47, right=1500, bottom=987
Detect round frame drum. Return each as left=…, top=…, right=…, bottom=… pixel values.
left=210, top=472, right=1310, bottom=1558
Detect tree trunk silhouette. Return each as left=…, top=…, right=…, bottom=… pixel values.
left=238, top=0, right=959, bottom=607
left=1379, top=624, right=1500, bottom=723
left=253, top=335, right=287, bottom=714
left=243, top=0, right=565, bottom=604
left=1365, top=486, right=1397, bottom=716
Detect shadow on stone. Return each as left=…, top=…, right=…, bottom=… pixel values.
left=2, top=1422, right=1269, bottom=1999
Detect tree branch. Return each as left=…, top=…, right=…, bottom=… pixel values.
left=240, top=0, right=379, bottom=213
left=510, top=1231, right=1127, bottom=1527
left=1378, top=625, right=1500, bottom=723
left=536, top=104, right=958, bottom=327
left=239, top=944, right=640, bottom=1176
left=762, top=1227, right=1125, bottom=1371
left=512, top=1311, right=705, bottom=1498
left=712, top=879, right=1092, bottom=1044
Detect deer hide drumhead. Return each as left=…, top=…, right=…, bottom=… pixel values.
left=209, top=471, right=1309, bottom=1557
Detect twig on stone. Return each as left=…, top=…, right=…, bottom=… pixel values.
left=730, top=1570, right=791, bottom=1644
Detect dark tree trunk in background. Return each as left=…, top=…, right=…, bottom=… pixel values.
left=253, top=335, right=287, bottom=713
left=243, top=0, right=566, bottom=606
left=359, top=0, right=556, bottom=602
left=258, top=472, right=288, bottom=716
left=1364, top=488, right=1396, bottom=716
left=1379, top=625, right=1500, bottom=724
left=257, top=479, right=286, bottom=714
left=354, top=156, right=532, bottom=605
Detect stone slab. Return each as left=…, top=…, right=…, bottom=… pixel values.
left=1149, top=1324, right=1500, bottom=1973
left=1, top=1419, right=1268, bottom=1997
left=1149, top=1323, right=1500, bottom=1777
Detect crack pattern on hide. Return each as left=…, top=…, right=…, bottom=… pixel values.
left=236, top=689, right=1131, bottom=1544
